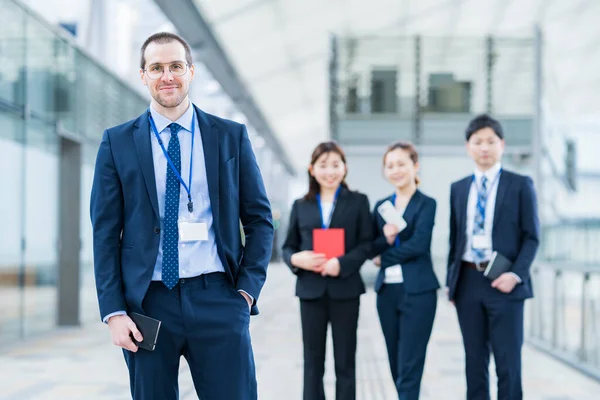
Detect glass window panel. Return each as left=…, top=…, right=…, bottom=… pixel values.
left=80, top=143, right=96, bottom=324
left=0, top=1, right=25, bottom=108
left=54, top=38, right=77, bottom=135
left=25, top=16, right=56, bottom=121
left=22, top=118, right=59, bottom=336
left=0, top=111, right=25, bottom=342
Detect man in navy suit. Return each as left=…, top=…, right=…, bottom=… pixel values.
left=90, top=32, right=273, bottom=400
left=446, top=115, right=539, bottom=400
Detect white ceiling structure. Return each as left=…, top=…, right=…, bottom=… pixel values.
left=192, top=0, right=600, bottom=170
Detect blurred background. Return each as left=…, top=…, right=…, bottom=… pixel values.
left=1, top=0, right=600, bottom=398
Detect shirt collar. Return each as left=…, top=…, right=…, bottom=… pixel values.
left=149, top=102, right=194, bottom=134
left=474, top=162, right=502, bottom=183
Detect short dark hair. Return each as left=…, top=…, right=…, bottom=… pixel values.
left=140, top=32, right=193, bottom=69
left=304, top=141, right=349, bottom=201
left=465, top=114, right=504, bottom=141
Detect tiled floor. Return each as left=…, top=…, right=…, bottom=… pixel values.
left=1, top=263, right=599, bottom=399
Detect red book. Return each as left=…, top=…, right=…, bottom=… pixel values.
left=313, top=228, right=345, bottom=259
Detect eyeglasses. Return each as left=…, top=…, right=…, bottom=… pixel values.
left=143, top=61, right=190, bottom=80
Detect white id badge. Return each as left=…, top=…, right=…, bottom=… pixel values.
left=472, top=235, right=491, bottom=249
left=385, top=265, right=403, bottom=283
left=178, top=221, right=208, bottom=242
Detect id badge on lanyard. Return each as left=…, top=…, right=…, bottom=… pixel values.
left=179, top=218, right=208, bottom=242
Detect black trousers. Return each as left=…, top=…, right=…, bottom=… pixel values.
left=300, top=296, right=360, bottom=400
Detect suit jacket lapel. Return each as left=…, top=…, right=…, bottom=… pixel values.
left=458, top=176, right=471, bottom=241
left=492, top=171, right=510, bottom=231
left=133, top=112, right=160, bottom=218
left=196, top=105, right=220, bottom=225
left=328, top=187, right=349, bottom=228
left=398, top=190, right=422, bottom=240
left=402, top=190, right=421, bottom=225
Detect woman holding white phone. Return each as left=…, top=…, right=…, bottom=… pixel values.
left=370, top=141, right=440, bottom=400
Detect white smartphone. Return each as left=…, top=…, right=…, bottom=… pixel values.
left=377, top=200, right=407, bottom=231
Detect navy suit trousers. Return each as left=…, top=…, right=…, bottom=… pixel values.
left=455, top=266, right=524, bottom=400
left=376, top=283, right=437, bottom=400
left=123, top=273, right=256, bottom=400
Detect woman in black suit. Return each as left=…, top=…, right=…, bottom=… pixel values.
left=371, top=141, right=440, bottom=400
left=282, top=141, right=372, bottom=400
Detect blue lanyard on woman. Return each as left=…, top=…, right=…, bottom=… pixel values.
left=390, top=193, right=401, bottom=247
left=316, top=186, right=341, bottom=229
left=148, top=109, right=196, bottom=213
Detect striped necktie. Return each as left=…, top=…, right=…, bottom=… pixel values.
left=472, top=175, right=487, bottom=263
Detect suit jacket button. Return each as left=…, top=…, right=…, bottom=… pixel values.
left=154, top=227, right=160, bottom=234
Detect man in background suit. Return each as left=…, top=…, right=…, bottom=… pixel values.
left=90, top=32, right=273, bottom=400
left=446, top=114, right=539, bottom=400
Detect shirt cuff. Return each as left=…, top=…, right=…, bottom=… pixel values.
left=508, top=272, right=522, bottom=284
left=237, top=290, right=254, bottom=305
left=103, top=310, right=127, bottom=324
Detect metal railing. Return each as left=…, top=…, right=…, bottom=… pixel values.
left=527, top=262, right=600, bottom=380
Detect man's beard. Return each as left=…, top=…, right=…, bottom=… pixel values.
left=154, top=89, right=188, bottom=108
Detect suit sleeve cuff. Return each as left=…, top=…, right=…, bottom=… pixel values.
left=508, top=272, right=522, bottom=284
left=237, top=290, right=254, bottom=304
left=103, top=310, right=127, bottom=324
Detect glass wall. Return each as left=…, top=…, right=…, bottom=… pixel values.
left=0, top=0, right=148, bottom=340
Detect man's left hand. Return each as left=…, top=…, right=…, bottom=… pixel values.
left=491, top=273, right=519, bottom=293
left=239, top=291, right=252, bottom=309
left=320, top=258, right=340, bottom=277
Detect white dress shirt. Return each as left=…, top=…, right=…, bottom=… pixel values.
left=461, top=162, right=521, bottom=283
left=462, top=162, right=501, bottom=263
left=320, top=201, right=334, bottom=228
left=384, top=207, right=406, bottom=284
left=148, top=102, right=224, bottom=281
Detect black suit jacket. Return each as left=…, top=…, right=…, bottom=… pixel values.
left=371, top=190, right=440, bottom=294
left=282, top=188, right=372, bottom=299
left=446, top=169, right=540, bottom=301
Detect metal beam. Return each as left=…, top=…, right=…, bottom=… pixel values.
left=152, top=0, right=295, bottom=176
left=57, top=136, right=82, bottom=327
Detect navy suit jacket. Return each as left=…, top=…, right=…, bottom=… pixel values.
left=446, top=169, right=539, bottom=301
left=371, top=190, right=441, bottom=294
left=90, top=105, right=273, bottom=320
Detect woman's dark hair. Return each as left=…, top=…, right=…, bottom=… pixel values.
left=304, top=141, right=349, bottom=201
left=382, top=141, right=421, bottom=185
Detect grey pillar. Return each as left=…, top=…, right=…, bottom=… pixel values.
left=57, top=136, right=82, bottom=326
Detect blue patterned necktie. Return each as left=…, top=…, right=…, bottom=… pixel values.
left=162, top=123, right=183, bottom=289
left=472, top=175, right=488, bottom=263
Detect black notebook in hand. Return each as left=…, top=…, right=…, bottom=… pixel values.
left=129, top=312, right=161, bottom=351
left=483, top=251, right=513, bottom=281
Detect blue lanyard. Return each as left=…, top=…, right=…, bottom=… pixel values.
left=472, top=168, right=502, bottom=200
left=316, top=187, right=341, bottom=229
left=148, top=109, right=196, bottom=213
left=390, top=193, right=401, bottom=247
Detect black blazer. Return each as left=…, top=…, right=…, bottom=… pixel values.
left=446, top=169, right=540, bottom=301
left=371, top=190, right=440, bottom=294
left=282, top=188, right=373, bottom=300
